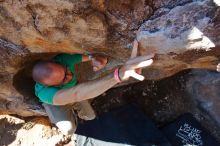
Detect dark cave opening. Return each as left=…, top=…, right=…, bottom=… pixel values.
left=12, top=53, right=58, bottom=105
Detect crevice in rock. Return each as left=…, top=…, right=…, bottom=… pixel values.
left=26, top=5, right=43, bottom=35
left=12, top=53, right=57, bottom=101
left=149, top=0, right=194, bottom=20
left=31, top=14, right=41, bottom=35
left=0, top=38, right=29, bottom=54
left=13, top=64, right=36, bottom=102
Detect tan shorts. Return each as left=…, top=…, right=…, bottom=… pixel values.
left=43, top=100, right=96, bottom=135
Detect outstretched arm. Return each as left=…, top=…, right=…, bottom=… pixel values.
left=53, top=40, right=154, bottom=105
left=53, top=71, right=118, bottom=105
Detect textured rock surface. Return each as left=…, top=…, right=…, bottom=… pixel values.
left=138, top=0, right=220, bottom=54
left=92, top=69, right=220, bottom=142
left=187, top=70, right=220, bottom=126
left=0, top=0, right=219, bottom=116
left=0, top=115, right=67, bottom=146
left=0, top=69, right=220, bottom=145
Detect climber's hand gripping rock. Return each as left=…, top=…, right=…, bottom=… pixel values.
left=119, top=39, right=154, bottom=81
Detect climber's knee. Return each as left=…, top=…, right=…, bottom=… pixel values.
left=42, top=103, right=77, bottom=135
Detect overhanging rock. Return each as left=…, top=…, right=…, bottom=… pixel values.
left=0, top=0, right=219, bottom=116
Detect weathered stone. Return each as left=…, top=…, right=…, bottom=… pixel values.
left=186, top=70, right=220, bottom=126
left=138, top=0, right=220, bottom=54
left=136, top=0, right=220, bottom=80
left=0, top=0, right=219, bottom=116
left=0, top=0, right=107, bottom=53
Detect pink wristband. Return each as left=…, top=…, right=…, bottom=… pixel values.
left=114, top=68, right=121, bottom=83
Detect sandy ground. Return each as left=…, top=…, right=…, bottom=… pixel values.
left=0, top=115, right=69, bottom=146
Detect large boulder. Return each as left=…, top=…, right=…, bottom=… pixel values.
left=0, top=0, right=219, bottom=116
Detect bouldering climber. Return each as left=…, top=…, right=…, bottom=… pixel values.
left=32, top=39, right=154, bottom=135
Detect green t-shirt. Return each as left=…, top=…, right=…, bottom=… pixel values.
left=35, top=53, right=82, bottom=104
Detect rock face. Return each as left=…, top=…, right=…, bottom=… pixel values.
left=0, top=0, right=219, bottom=116
left=186, top=70, right=220, bottom=126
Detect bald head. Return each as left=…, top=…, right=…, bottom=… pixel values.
left=32, top=61, right=66, bottom=86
